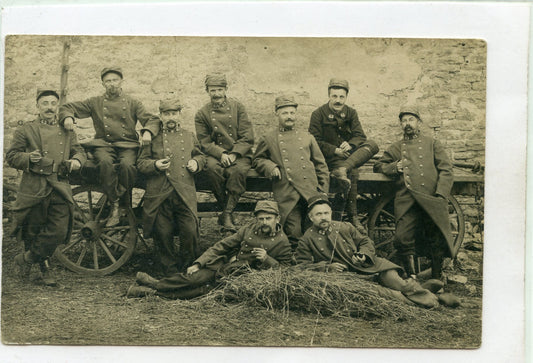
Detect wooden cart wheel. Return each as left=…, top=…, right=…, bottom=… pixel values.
left=54, top=185, right=137, bottom=275
left=368, top=192, right=465, bottom=260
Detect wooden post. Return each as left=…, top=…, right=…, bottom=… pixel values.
left=59, top=37, right=71, bottom=106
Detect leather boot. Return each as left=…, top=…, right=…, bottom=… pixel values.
left=402, top=254, right=417, bottom=278
left=136, top=272, right=159, bottom=289
left=421, top=279, right=445, bottom=293
left=401, top=278, right=439, bottom=308
left=219, top=193, right=239, bottom=231
left=218, top=212, right=237, bottom=232
left=331, top=167, right=351, bottom=192
left=106, top=200, right=121, bottom=227
left=126, top=284, right=156, bottom=298
left=40, top=259, right=57, bottom=286
left=14, top=250, right=34, bottom=280
left=431, top=253, right=444, bottom=279
left=437, top=292, right=461, bottom=308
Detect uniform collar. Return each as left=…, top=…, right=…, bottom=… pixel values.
left=314, top=223, right=333, bottom=235
left=279, top=126, right=295, bottom=133
left=38, top=115, right=58, bottom=126
left=327, top=104, right=346, bottom=118
left=253, top=222, right=282, bottom=237
left=104, top=90, right=124, bottom=100
left=403, top=130, right=420, bottom=140
left=163, top=125, right=181, bottom=133
left=211, top=97, right=228, bottom=109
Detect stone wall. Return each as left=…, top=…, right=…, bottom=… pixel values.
left=3, top=35, right=486, bottom=163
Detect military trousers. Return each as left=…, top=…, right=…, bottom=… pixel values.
left=394, top=202, right=446, bottom=258
left=152, top=191, right=199, bottom=275
left=153, top=268, right=216, bottom=299
left=284, top=197, right=311, bottom=249
left=21, top=190, right=70, bottom=262
left=205, top=156, right=251, bottom=208
left=92, top=146, right=137, bottom=203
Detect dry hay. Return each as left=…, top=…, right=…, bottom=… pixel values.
left=205, top=267, right=444, bottom=321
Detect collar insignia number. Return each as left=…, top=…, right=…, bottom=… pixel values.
left=340, top=113, right=345, bottom=118
left=328, top=114, right=334, bottom=119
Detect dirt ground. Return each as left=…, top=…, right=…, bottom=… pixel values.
left=1, top=216, right=482, bottom=348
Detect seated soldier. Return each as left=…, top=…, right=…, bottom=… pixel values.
left=137, top=99, right=206, bottom=275
left=295, top=194, right=460, bottom=308
left=127, top=200, right=292, bottom=299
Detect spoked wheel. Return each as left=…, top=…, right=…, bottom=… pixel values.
left=55, top=185, right=137, bottom=275
left=368, top=192, right=465, bottom=260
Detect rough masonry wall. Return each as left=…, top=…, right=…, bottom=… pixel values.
left=3, top=36, right=486, bottom=162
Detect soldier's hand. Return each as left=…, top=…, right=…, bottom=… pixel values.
left=29, top=150, right=42, bottom=163
left=186, top=159, right=199, bottom=173
left=141, top=131, right=152, bottom=146
left=220, top=153, right=232, bottom=167
left=351, top=253, right=367, bottom=265
left=68, top=159, right=81, bottom=172
left=63, top=117, right=75, bottom=131
left=327, top=262, right=348, bottom=273
left=228, top=153, right=238, bottom=164
left=270, top=167, right=282, bottom=180
left=339, top=141, right=352, bottom=152
left=155, top=158, right=171, bottom=170
left=334, top=148, right=350, bottom=158
left=186, top=264, right=200, bottom=275
left=252, top=247, right=267, bottom=262
left=396, top=160, right=403, bottom=172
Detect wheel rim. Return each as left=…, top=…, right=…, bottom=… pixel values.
left=55, top=185, right=137, bottom=275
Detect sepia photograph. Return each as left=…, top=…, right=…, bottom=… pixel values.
left=0, top=2, right=528, bottom=362
left=2, top=34, right=485, bottom=348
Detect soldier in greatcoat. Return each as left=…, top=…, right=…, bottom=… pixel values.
left=295, top=195, right=460, bottom=308
left=253, top=95, right=330, bottom=248
left=373, top=105, right=454, bottom=279
left=194, top=73, right=254, bottom=231
left=7, top=88, right=87, bottom=286
left=59, top=67, right=160, bottom=226
left=308, top=78, right=379, bottom=228
left=126, top=201, right=292, bottom=299
left=137, top=99, right=206, bottom=275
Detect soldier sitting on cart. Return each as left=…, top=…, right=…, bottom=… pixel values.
left=7, top=87, right=87, bottom=286
left=137, top=99, right=206, bottom=276
left=126, top=200, right=292, bottom=299
left=59, top=66, right=160, bottom=227
left=373, top=105, right=454, bottom=279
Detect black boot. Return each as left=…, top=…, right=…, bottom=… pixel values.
left=331, top=167, right=351, bottom=192
left=40, top=259, right=57, bottom=286
left=219, top=192, right=239, bottom=231
left=431, top=253, right=444, bottom=279
left=402, top=254, right=417, bottom=278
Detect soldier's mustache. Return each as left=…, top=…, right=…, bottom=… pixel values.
left=334, top=102, right=342, bottom=106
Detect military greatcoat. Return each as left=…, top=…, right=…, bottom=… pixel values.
left=6, top=118, right=87, bottom=240
left=295, top=221, right=401, bottom=274
left=194, top=98, right=254, bottom=159
left=137, top=124, right=206, bottom=238
left=253, top=129, right=330, bottom=224
left=373, top=134, right=455, bottom=256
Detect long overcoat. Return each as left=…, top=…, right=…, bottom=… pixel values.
left=58, top=92, right=160, bottom=148
left=137, top=124, right=206, bottom=238
left=308, top=103, right=368, bottom=165
left=194, top=98, right=254, bottom=159
left=253, top=129, right=330, bottom=224
left=295, top=221, right=402, bottom=274
left=6, top=118, right=87, bottom=240
left=373, top=134, right=455, bottom=256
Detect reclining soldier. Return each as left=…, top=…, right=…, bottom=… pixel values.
left=127, top=200, right=292, bottom=299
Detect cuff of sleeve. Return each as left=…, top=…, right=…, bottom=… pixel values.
left=261, top=255, right=279, bottom=268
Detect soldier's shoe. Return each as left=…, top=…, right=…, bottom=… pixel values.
left=136, top=272, right=159, bottom=289
left=40, top=262, right=57, bottom=287
left=14, top=252, right=33, bottom=280
left=421, top=279, right=445, bottom=293
left=400, top=278, right=439, bottom=308
left=126, top=284, right=156, bottom=298
left=437, top=292, right=461, bottom=308
left=218, top=212, right=237, bottom=232
left=106, top=201, right=121, bottom=227
left=349, top=216, right=368, bottom=236
left=331, top=167, right=351, bottom=191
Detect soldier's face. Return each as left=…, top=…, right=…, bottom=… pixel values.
left=161, top=110, right=180, bottom=129
left=255, top=212, right=280, bottom=234
left=308, top=203, right=332, bottom=229
left=102, top=73, right=123, bottom=95
left=36, top=95, right=59, bottom=121
left=328, top=88, right=348, bottom=112
left=276, top=106, right=297, bottom=129
left=400, top=114, right=421, bottom=135
left=207, top=86, right=227, bottom=103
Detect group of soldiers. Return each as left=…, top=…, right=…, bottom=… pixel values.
left=7, top=66, right=459, bottom=308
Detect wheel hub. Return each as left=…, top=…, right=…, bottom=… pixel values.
left=81, top=221, right=101, bottom=241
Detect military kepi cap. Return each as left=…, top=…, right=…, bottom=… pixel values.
left=275, top=94, right=298, bottom=111
left=398, top=104, right=421, bottom=120
left=159, top=98, right=182, bottom=112
left=307, top=193, right=331, bottom=213
left=36, top=87, right=59, bottom=101
left=205, top=73, right=227, bottom=88
left=101, top=66, right=123, bottom=80
left=328, top=78, right=350, bottom=92
left=254, top=200, right=280, bottom=216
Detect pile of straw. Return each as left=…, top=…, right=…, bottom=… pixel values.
left=208, top=268, right=440, bottom=321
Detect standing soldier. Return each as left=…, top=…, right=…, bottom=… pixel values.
left=308, top=78, right=379, bottom=228
left=373, top=105, right=454, bottom=279
left=194, top=73, right=254, bottom=232
left=253, top=95, right=329, bottom=248
left=7, top=87, right=87, bottom=286
left=137, top=99, right=206, bottom=275
left=59, top=67, right=160, bottom=226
